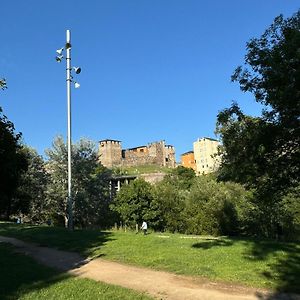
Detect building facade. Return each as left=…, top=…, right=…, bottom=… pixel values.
left=98, top=139, right=176, bottom=169
left=193, top=137, right=220, bottom=175
left=180, top=151, right=196, bottom=170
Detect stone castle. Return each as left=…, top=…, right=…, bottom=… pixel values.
left=98, top=139, right=176, bottom=168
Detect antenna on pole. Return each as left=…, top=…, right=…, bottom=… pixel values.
left=55, top=30, right=81, bottom=230
left=66, top=29, right=73, bottom=230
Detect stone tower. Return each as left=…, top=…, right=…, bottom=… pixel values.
left=164, top=144, right=176, bottom=168
left=98, top=139, right=122, bottom=168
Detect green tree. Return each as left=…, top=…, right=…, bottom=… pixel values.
left=216, top=11, right=300, bottom=237
left=165, top=166, right=196, bottom=190
left=46, top=136, right=112, bottom=227
left=110, top=179, right=156, bottom=228
left=0, top=107, right=27, bottom=219
left=280, top=184, right=300, bottom=239
left=153, top=180, right=187, bottom=232
left=185, top=176, right=253, bottom=236
left=16, top=147, right=49, bottom=223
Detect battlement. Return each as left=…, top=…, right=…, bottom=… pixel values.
left=98, top=139, right=176, bottom=168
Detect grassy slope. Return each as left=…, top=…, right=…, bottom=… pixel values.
left=112, top=164, right=172, bottom=175
left=0, top=222, right=299, bottom=293
left=0, top=242, right=152, bottom=300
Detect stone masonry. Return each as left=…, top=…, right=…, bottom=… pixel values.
left=98, top=139, right=176, bottom=168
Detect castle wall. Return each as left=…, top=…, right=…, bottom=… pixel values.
left=122, top=141, right=165, bottom=167
left=99, top=139, right=176, bottom=168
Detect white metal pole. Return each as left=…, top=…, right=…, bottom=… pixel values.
left=66, top=29, right=73, bottom=230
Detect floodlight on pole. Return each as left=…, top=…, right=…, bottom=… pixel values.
left=74, top=82, right=80, bottom=89
left=73, top=67, right=81, bottom=74
left=55, top=29, right=81, bottom=231
left=56, top=47, right=64, bottom=55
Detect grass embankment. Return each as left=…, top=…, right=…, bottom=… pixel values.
left=1, top=222, right=299, bottom=293
left=112, top=164, right=172, bottom=175
left=0, top=241, right=152, bottom=300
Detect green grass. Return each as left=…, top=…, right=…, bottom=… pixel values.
left=1, top=222, right=300, bottom=293
left=0, top=241, right=152, bottom=300
left=112, top=164, right=172, bottom=175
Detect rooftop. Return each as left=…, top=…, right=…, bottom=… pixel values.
left=99, top=139, right=121, bottom=143
left=181, top=151, right=194, bottom=156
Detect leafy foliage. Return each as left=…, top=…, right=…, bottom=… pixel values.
left=110, top=179, right=156, bottom=227
left=216, top=11, right=300, bottom=238
left=153, top=180, right=187, bottom=232
left=45, top=136, right=112, bottom=228
left=185, top=176, right=254, bottom=236
left=0, top=107, right=27, bottom=218
left=111, top=172, right=252, bottom=236
left=15, top=147, right=49, bottom=222
left=165, top=166, right=196, bottom=190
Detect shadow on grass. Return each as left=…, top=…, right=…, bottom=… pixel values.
left=0, top=222, right=114, bottom=258
left=244, top=239, right=300, bottom=297
left=0, top=223, right=116, bottom=299
left=0, top=243, right=72, bottom=300
left=192, top=238, right=234, bottom=249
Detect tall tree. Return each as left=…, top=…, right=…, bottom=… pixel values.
left=16, top=147, right=49, bottom=223
left=0, top=107, right=27, bottom=218
left=45, top=136, right=112, bottom=227
left=216, top=11, right=300, bottom=237
left=110, top=179, right=156, bottom=227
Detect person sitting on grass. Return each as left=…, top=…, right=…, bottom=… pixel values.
left=141, top=221, right=148, bottom=235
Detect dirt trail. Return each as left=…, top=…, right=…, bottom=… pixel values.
left=0, top=235, right=298, bottom=300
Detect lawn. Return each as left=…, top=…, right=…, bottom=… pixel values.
left=112, top=164, right=172, bottom=175
left=0, top=241, right=152, bottom=300
left=1, top=222, right=299, bottom=293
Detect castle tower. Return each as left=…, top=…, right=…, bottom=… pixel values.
left=165, top=144, right=176, bottom=168
left=98, top=139, right=122, bottom=168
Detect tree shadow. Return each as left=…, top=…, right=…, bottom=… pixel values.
left=0, top=224, right=115, bottom=299
left=243, top=239, right=300, bottom=296
left=192, top=238, right=234, bottom=249
left=0, top=222, right=114, bottom=258
left=0, top=243, right=72, bottom=300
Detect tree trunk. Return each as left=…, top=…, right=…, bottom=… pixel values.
left=64, top=215, right=68, bottom=228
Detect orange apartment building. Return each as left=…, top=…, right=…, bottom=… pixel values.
left=180, top=151, right=196, bottom=170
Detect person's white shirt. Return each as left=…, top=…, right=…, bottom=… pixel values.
left=141, top=221, right=147, bottom=230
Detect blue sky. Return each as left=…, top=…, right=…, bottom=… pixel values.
left=1, top=1, right=299, bottom=161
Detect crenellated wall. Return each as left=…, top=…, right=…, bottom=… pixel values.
left=99, top=139, right=176, bottom=168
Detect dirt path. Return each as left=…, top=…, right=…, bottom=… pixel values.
left=0, top=235, right=298, bottom=300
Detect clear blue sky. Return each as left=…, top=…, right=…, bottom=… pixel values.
left=1, top=1, right=299, bottom=161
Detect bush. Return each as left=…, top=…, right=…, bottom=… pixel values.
left=184, top=177, right=253, bottom=236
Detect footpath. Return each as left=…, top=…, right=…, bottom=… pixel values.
left=0, top=235, right=298, bottom=300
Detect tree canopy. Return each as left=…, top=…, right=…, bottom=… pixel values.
left=16, top=147, right=49, bottom=223
left=45, top=136, right=112, bottom=228
left=0, top=107, right=27, bottom=218
left=216, top=11, right=300, bottom=237
left=217, top=11, right=300, bottom=191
